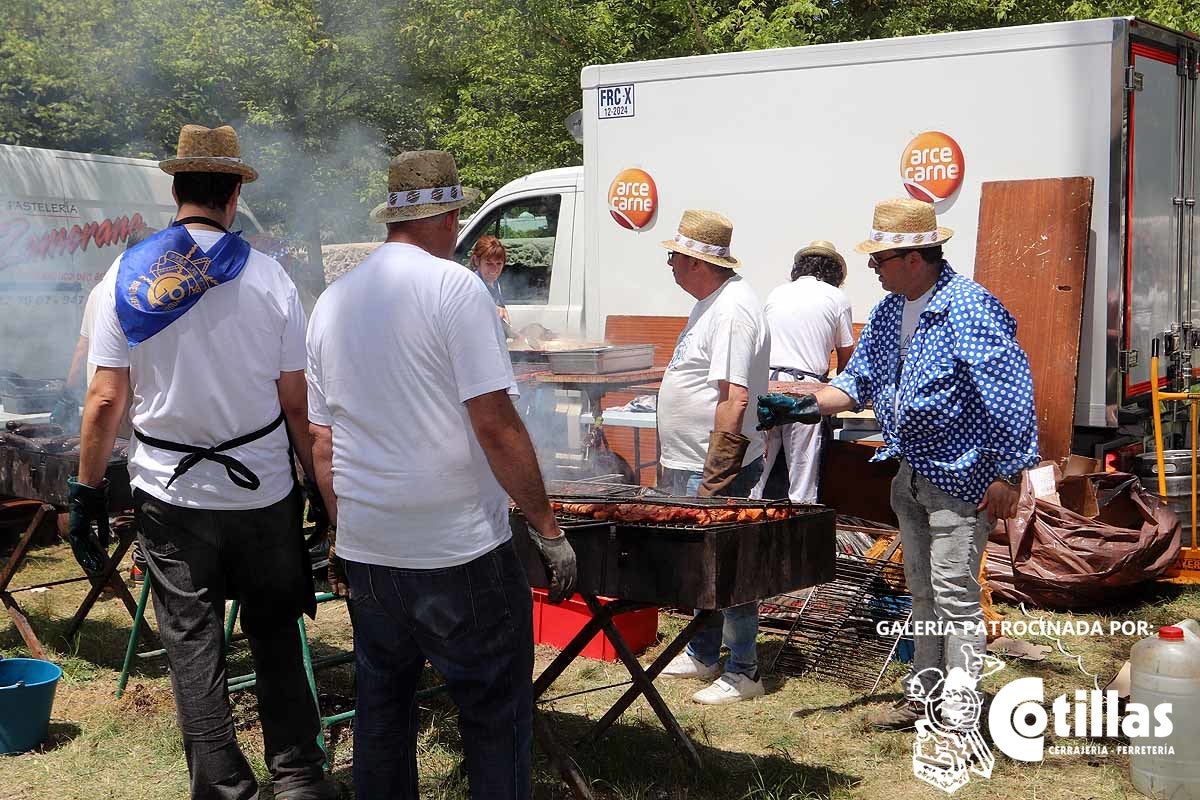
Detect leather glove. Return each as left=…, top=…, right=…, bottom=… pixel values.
left=756, top=393, right=822, bottom=431
left=697, top=430, right=751, bottom=497
left=528, top=526, right=577, bottom=604
left=49, top=388, right=82, bottom=433
left=67, top=476, right=110, bottom=575
left=326, top=526, right=349, bottom=599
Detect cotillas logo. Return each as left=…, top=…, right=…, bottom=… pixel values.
left=608, top=168, right=657, bottom=230
left=989, top=678, right=1173, bottom=763
left=901, top=131, right=964, bottom=203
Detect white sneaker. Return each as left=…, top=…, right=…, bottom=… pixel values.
left=659, top=652, right=721, bottom=681
left=692, top=672, right=765, bottom=705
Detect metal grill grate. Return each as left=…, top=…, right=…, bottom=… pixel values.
left=768, top=539, right=911, bottom=694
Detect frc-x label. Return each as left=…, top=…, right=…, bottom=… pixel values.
left=597, top=84, right=635, bottom=119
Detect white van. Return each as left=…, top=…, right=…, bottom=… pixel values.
left=454, top=17, right=1200, bottom=447
left=0, top=144, right=266, bottom=380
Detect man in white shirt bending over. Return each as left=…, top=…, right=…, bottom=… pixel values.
left=752, top=240, right=856, bottom=503
left=305, top=150, right=575, bottom=800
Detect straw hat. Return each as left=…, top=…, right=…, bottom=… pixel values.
left=854, top=197, right=954, bottom=255
left=369, top=150, right=480, bottom=224
left=660, top=209, right=741, bottom=269
left=794, top=240, right=846, bottom=273
left=159, top=125, right=258, bottom=183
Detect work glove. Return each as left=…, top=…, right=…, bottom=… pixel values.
left=49, top=388, right=82, bottom=433
left=303, top=477, right=330, bottom=536
left=756, top=393, right=822, bottom=431
left=697, top=430, right=751, bottom=497
left=528, top=526, right=577, bottom=604
left=326, top=526, right=349, bottom=599
left=66, top=476, right=110, bottom=575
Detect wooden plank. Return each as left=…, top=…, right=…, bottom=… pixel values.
left=973, top=177, right=1094, bottom=463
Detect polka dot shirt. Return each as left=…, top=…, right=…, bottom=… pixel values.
left=829, top=263, right=1039, bottom=504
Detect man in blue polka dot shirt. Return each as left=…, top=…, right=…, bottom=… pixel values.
left=780, top=197, right=1038, bottom=732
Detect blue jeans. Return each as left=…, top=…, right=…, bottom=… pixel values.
left=659, top=457, right=763, bottom=678
left=344, top=540, right=534, bottom=800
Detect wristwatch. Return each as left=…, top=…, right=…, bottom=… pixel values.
left=998, top=472, right=1023, bottom=487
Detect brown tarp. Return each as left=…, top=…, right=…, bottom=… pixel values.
left=973, top=177, right=1094, bottom=463
left=986, top=472, right=1180, bottom=609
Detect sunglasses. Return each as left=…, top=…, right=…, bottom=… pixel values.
left=868, top=252, right=908, bottom=269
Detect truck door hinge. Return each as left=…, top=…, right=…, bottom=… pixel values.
left=1119, top=349, right=1140, bottom=372
left=1125, top=66, right=1144, bottom=92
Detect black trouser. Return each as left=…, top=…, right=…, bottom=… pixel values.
left=135, top=488, right=325, bottom=800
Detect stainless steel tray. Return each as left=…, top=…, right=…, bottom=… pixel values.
left=547, top=344, right=654, bottom=375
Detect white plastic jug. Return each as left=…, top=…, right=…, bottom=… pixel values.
left=1130, top=622, right=1200, bottom=799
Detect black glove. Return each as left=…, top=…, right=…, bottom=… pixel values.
left=528, top=526, right=577, bottom=604
left=756, top=393, right=822, bottom=430
left=49, top=388, right=82, bottom=433
left=303, top=478, right=330, bottom=534
left=67, top=476, right=110, bottom=575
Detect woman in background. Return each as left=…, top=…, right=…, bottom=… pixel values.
left=470, top=235, right=510, bottom=326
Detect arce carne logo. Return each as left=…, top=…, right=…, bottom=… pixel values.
left=901, top=131, right=964, bottom=203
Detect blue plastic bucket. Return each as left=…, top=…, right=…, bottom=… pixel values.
left=0, top=658, right=63, bottom=755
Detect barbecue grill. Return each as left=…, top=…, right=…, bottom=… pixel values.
left=511, top=497, right=835, bottom=609
left=513, top=486, right=836, bottom=800
left=0, top=433, right=141, bottom=660
left=0, top=436, right=131, bottom=510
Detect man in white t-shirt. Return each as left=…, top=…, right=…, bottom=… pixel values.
left=306, top=151, right=574, bottom=800
left=752, top=240, right=856, bottom=503
left=654, top=209, right=770, bottom=705
left=70, top=124, right=339, bottom=800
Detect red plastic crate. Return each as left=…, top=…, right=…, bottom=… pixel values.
left=531, top=589, right=659, bottom=662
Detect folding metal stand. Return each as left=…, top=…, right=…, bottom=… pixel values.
left=1150, top=350, right=1200, bottom=583
left=532, top=595, right=715, bottom=800
left=0, top=505, right=148, bottom=659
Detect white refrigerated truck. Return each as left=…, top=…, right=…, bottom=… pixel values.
left=453, top=16, right=1200, bottom=451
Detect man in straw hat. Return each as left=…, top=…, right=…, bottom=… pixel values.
left=751, top=240, right=855, bottom=503
left=305, top=150, right=575, bottom=799
left=70, top=124, right=340, bottom=799
left=655, top=209, right=771, bottom=705
left=757, top=197, right=1038, bottom=731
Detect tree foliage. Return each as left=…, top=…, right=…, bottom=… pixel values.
left=3, top=0, right=1199, bottom=250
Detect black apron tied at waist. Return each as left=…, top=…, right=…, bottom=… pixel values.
left=769, top=366, right=829, bottom=383
left=134, top=411, right=286, bottom=491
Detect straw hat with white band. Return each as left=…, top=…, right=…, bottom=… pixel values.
left=854, top=197, right=954, bottom=255
left=794, top=239, right=846, bottom=273
left=159, top=124, right=258, bottom=183
left=369, top=150, right=480, bottom=224
left=660, top=209, right=741, bottom=269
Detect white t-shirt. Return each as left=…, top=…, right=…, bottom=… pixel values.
left=89, top=229, right=307, bottom=510
left=306, top=242, right=518, bottom=570
left=657, top=274, right=770, bottom=472
left=763, top=276, right=854, bottom=376
left=79, top=265, right=133, bottom=439
left=896, top=285, right=934, bottom=414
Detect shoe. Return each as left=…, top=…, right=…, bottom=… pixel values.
left=868, top=698, right=925, bottom=731
left=129, top=562, right=146, bottom=584
left=692, top=672, right=765, bottom=705
left=659, top=652, right=720, bottom=681
left=275, top=777, right=345, bottom=800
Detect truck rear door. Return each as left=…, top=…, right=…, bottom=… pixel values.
left=1124, top=37, right=1199, bottom=397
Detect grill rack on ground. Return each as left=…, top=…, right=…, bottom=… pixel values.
left=768, top=539, right=912, bottom=694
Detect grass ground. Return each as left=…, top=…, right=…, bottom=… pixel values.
left=2, top=540, right=1198, bottom=800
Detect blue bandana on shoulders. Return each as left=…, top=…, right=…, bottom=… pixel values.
left=115, top=220, right=251, bottom=347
